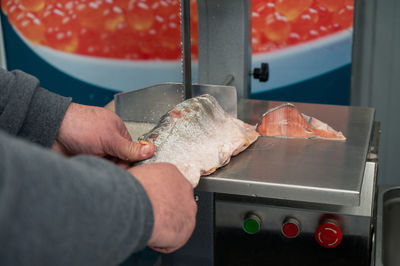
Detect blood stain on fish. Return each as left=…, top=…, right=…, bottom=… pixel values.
left=169, top=109, right=183, bottom=118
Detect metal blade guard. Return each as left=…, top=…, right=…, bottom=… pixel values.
left=115, top=82, right=237, bottom=124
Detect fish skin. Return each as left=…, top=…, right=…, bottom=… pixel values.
left=256, top=103, right=346, bottom=140
left=138, top=94, right=260, bottom=187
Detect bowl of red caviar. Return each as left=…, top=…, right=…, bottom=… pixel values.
left=1, top=0, right=354, bottom=92
left=251, top=0, right=354, bottom=93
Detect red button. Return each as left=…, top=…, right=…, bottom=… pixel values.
left=315, top=221, right=343, bottom=248
left=282, top=218, right=300, bottom=238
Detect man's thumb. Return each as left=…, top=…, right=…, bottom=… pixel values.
left=110, top=136, right=155, bottom=162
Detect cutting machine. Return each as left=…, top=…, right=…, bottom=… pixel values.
left=115, top=0, right=379, bottom=265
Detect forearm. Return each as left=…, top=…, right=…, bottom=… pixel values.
left=0, top=68, right=71, bottom=147
left=0, top=130, right=153, bottom=266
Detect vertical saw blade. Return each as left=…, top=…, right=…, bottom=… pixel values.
left=180, top=0, right=192, bottom=99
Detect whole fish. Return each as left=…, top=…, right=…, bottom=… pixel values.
left=139, top=94, right=260, bottom=187
left=257, top=103, right=346, bottom=140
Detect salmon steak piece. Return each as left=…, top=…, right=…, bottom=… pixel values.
left=138, top=94, right=260, bottom=187
left=257, top=103, right=346, bottom=140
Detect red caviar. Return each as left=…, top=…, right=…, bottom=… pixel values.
left=20, top=0, right=45, bottom=12
left=1, top=0, right=353, bottom=60
left=275, top=0, right=313, bottom=21
left=316, top=0, right=345, bottom=12
left=264, top=12, right=291, bottom=43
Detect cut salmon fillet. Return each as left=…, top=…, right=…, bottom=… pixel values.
left=256, top=103, right=346, bottom=140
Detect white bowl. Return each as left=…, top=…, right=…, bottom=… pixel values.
left=14, top=28, right=196, bottom=91
left=251, top=29, right=353, bottom=94
left=14, top=26, right=351, bottom=93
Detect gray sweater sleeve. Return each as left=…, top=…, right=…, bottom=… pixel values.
left=0, top=67, right=71, bottom=147
left=0, top=130, right=154, bottom=266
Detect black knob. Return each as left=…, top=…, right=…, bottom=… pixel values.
left=253, top=63, right=269, bottom=82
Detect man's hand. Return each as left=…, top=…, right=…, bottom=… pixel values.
left=129, top=163, right=197, bottom=253
left=53, top=103, right=155, bottom=165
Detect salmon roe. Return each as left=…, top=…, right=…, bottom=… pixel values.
left=1, top=0, right=353, bottom=60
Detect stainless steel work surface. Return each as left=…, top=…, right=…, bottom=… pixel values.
left=197, top=99, right=375, bottom=206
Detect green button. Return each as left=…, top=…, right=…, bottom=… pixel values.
left=243, top=214, right=261, bottom=234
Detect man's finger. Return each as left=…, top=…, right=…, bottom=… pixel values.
left=150, top=247, right=177, bottom=254
left=52, top=141, right=73, bottom=156
left=108, top=135, right=155, bottom=162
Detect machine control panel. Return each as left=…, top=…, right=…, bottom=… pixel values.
left=240, top=212, right=344, bottom=246
left=239, top=211, right=346, bottom=248
left=216, top=197, right=371, bottom=265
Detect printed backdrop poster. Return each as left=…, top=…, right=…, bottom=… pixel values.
left=1, top=0, right=353, bottom=106
left=250, top=0, right=354, bottom=104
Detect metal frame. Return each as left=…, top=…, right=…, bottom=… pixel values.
left=0, top=17, right=7, bottom=69
left=197, top=0, right=252, bottom=99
